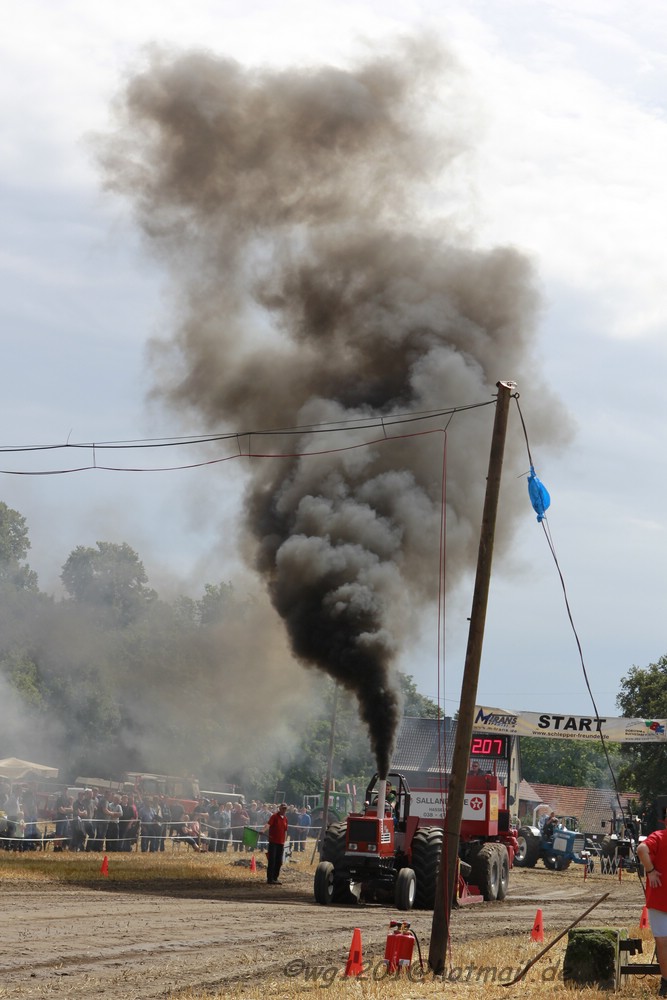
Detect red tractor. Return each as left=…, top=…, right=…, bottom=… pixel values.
left=314, top=768, right=517, bottom=910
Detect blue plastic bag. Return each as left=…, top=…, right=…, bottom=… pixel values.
left=527, top=466, right=550, bottom=522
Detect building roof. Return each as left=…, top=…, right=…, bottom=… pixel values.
left=390, top=716, right=455, bottom=773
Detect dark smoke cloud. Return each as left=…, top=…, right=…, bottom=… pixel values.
left=97, top=39, right=571, bottom=776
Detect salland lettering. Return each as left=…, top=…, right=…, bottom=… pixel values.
left=413, top=793, right=447, bottom=820
left=415, top=794, right=446, bottom=806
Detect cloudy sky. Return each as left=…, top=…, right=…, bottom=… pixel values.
left=1, top=0, right=666, bottom=724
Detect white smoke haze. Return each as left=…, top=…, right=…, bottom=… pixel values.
left=96, top=36, right=571, bottom=775
left=0, top=673, right=62, bottom=764
left=0, top=587, right=66, bottom=765
left=0, top=565, right=315, bottom=781
left=115, top=584, right=316, bottom=776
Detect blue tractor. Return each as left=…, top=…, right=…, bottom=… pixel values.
left=514, top=818, right=592, bottom=872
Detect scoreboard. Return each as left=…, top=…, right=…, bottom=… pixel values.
left=469, top=735, right=509, bottom=759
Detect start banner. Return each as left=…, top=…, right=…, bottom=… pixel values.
left=473, top=706, right=667, bottom=742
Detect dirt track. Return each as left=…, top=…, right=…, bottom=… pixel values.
left=0, top=856, right=649, bottom=998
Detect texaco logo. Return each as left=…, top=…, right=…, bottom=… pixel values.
left=469, top=796, right=484, bottom=811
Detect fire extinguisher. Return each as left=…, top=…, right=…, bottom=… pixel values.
left=384, top=920, right=422, bottom=973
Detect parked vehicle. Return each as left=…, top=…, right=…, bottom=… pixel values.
left=303, top=782, right=357, bottom=829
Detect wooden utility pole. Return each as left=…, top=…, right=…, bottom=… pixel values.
left=428, top=380, right=515, bottom=974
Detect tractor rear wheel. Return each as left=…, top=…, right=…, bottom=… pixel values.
left=321, top=821, right=347, bottom=865
left=495, top=844, right=510, bottom=900
left=395, top=867, right=417, bottom=911
left=411, top=826, right=443, bottom=909
left=514, top=827, right=540, bottom=868
left=314, top=861, right=335, bottom=904
left=470, top=842, right=501, bottom=901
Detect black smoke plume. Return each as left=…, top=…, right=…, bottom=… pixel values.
left=97, top=39, right=569, bottom=776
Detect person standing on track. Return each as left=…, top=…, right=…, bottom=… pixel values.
left=637, top=809, right=667, bottom=998
left=264, top=802, right=289, bottom=885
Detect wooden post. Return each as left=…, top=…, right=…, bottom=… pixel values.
left=428, top=380, right=515, bottom=974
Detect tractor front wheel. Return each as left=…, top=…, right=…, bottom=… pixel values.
left=314, top=861, right=335, bottom=904
left=470, top=842, right=501, bottom=901
left=395, top=867, right=417, bottom=911
left=543, top=854, right=571, bottom=871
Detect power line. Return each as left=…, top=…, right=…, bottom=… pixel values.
left=0, top=400, right=494, bottom=476
left=513, top=395, right=641, bottom=878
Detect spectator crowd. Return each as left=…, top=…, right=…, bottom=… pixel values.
left=0, top=780, right=316, bottom=855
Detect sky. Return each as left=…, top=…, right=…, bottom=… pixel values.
left=1, top=0, right=666, bottom=729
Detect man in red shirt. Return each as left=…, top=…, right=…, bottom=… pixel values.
left=264, top=803, right=289, bottom=885
left=638, top=809, right=667, bottom=998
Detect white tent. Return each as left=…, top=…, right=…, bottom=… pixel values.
left=0, top=757, right=59, bottom=781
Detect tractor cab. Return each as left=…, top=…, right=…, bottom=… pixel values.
left=345, top=772, right=412, bottom=861
left=363, top=773, right=411, bottom=831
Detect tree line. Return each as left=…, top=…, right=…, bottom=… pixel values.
left=1, top=500, right=663, bottom=810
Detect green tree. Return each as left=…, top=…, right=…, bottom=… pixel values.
left=0, top=649, right=44, bottom=709
left=0, top=504, right=46, bottom=726
left=172, top=595, right=197, bottom=627
left=0, top=501, right=39, bottom=591
left=61, top=541, right=157, bottom=626
left=399, top=673, right=440, bottom=718
left=197, top=581, right=234, bottom=626
left=616, top=655, right=667, bottom=818
left=520, top=737, right=621, bottom=788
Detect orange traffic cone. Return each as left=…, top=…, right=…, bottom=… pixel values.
left=100, top=855, right=109, bottom=877
left=530, top=908, right=544, bottom=943
left=640, top=906, right=650, bottom=929
left=345, top=928, right=363, bottom=977
left=250, top=854, right=257, bottom=873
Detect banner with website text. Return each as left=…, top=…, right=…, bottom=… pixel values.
left=473, top=707, right=667, bottom=742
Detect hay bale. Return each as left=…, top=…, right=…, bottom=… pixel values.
left=563, top=928, right=620, bottom=990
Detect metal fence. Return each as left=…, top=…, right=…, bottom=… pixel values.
left=0, top=816, right=323, bottom=853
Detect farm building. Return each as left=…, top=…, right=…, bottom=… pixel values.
left=518, top=779, right=639, bottom=837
